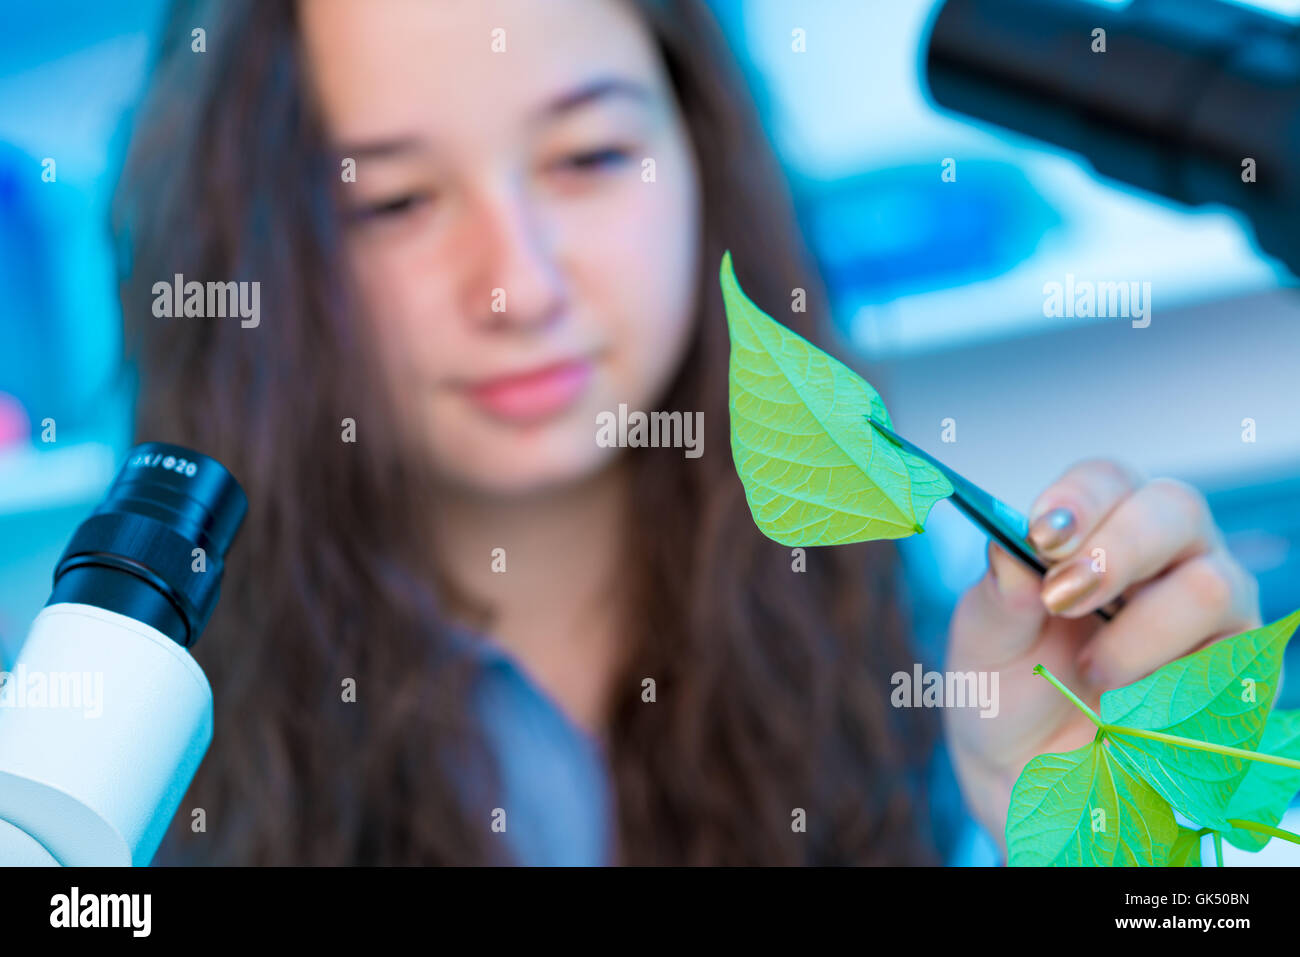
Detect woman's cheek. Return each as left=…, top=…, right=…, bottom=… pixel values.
left=570, top=157, right=699, bottom=404
left=351, top=242, right=456, bottom=385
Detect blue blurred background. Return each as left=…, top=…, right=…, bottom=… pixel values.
left=2, top=0, right=1299, bottom=865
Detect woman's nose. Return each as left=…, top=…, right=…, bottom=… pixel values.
left=459, top=184, right=567, bottom=333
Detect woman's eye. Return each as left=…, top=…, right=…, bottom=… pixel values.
left=554, top=147, right=630, bottom=173
left=351, top=193, right=431, bottom=222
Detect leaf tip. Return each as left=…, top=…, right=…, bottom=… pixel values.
left=718, top=250, right=746, bottom=324
left=718, top=249, right=737, bottom=294
left=1278, top=604, right=1300, bottom=639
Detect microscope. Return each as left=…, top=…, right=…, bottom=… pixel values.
left=0, top=443, right=245, bottom=865
left=926, top=0, right=1300, bottom=275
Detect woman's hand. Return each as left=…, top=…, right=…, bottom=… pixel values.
left=943, top=460, right=1260, bottom=858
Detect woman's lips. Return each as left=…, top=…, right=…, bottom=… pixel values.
left=461, top=358, right=593, bottom=424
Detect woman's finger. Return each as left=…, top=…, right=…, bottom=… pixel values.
left=1027, top=459, right=1145, bottom=561
left=949, top=540, right=1050, bottom=670
left=1038, top=477, right=1222, bottom=618
left=1074, top=549, right=1261, bottom=689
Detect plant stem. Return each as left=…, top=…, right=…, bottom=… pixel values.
left=1032, top=665, right=1103, bottom=727
left=1227, top=818, right=1300, bottom=847
left=1032, top=664, right=1300, bottom=771
left=1104, top=724, right=1300, bottom=771
left=1213, top=832, right=1223, bottom=867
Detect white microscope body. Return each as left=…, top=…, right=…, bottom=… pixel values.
left=0, top=443, right=245, bottom=866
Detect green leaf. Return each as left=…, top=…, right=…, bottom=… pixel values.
left=1006, top=738, right=1179, bottom=866
left=1099, top=608, right=1300, bottom=829
left=1222, top=708, right=1300, bottom=851
left=1169, top=826, right=1204, bottom=866
left=720, top=251, right=953, bottom=546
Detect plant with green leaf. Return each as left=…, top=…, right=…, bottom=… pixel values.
left=1005, top=606, right=1300, bottom=866
left=720, top=249, right=952, bottom=545
left=717, top=249, right=1300, bottom=867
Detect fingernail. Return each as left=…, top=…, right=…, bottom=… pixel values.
left=1029, top=506, right=1076, bottom=553
left=1041, top=559, right=1100, bottom=614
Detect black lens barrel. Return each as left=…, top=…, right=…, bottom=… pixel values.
left=47, top=442, right=248, bottom=648
left=926, top=0, right=1300, bottom=274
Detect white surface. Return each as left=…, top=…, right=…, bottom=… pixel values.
left=875, top=286, right=1300, bottom=513
left=0, top=603, right=212, bottom=866
left=0, top=816, right=58, bottom=865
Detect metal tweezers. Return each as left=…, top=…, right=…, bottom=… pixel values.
left=866, top=415, right=1116, bottom=623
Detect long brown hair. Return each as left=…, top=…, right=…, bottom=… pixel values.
left=112, top=0, right=941, bottom=865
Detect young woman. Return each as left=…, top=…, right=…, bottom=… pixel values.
left=112, top=0, right=1260, bottom=865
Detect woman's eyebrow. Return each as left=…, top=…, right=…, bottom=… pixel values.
left=534, top=75, right=655, bottom=120
left=336, top=77, right=654, bottom=159
left=338, top=135, right=427, bottom=160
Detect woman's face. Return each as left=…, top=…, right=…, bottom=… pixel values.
left=300, top=0, right=702, bottom=496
